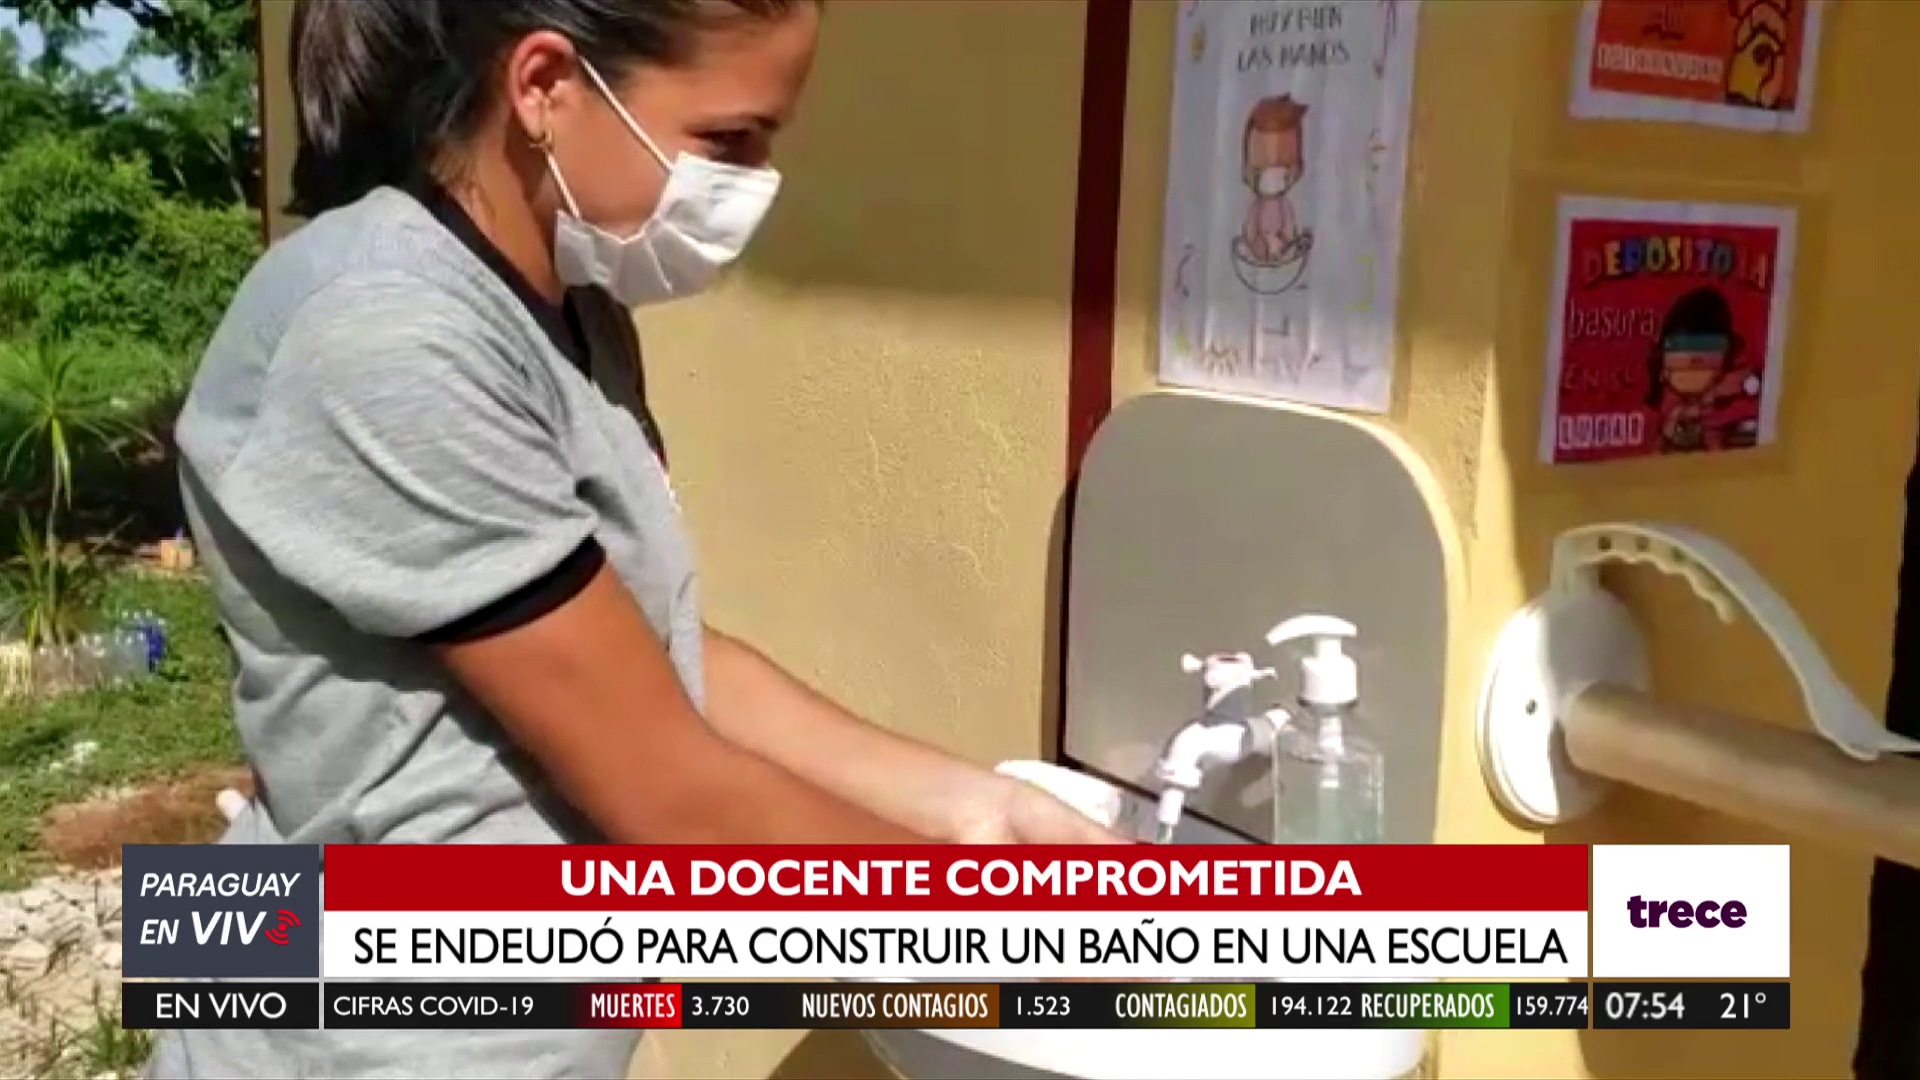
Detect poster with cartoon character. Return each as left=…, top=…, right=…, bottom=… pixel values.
left=1159, top=1, right=1419, bottom=413
left=1541, top=196, right=1796, bottom=464
left=1570, top=0, right=1827, bottom=133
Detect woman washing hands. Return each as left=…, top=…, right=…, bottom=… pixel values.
left=149, top=2, right=1114, bottom=1076
left=699, top=630, right=1131, bottom=847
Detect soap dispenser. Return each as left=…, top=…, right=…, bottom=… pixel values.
left=1265, top=615, right=1385, bottom=844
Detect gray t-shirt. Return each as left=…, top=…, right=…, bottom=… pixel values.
left=145, top=188, right=702, bottom=1078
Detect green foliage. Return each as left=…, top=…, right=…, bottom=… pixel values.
left=0, top=0, right=262, bottom=351
left=0, top=132, right=255, bottom=352
left=0, top=337, right=137, bottom=509
left=0, top=570, right=239, bottom=886
left=74, top=991, right=153, bottom=1079
left=8, top=0, right=256, bottom=86
left=0, top=0, right=258, bottom=651
left=1, top=0, right=259, bottom=208
left=0, top=513, right=114, bottom=647
left=0, top=1, right=250, bottom=899
left=0, top=30, right=117, bottom=155
left=0, top=334, right=190, bottom=549
left=0, top=335, right=140, bottom=648
left=121, top=191, right=259, bottom=343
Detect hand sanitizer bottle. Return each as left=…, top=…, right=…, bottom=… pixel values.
left=1265, top=615, right=1385, bottom=844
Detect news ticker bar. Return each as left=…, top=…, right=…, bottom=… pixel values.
left=121, top=980, right=1790, bottom=1032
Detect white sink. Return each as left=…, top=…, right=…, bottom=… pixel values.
left=858, top=762, right=1430, bottom=1080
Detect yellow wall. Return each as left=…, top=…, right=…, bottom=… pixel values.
left=256, top=0, right=1907, bottom=1076
left=633, top=5, right=1088, bottom=1068
left=1114, top=2, right=1902, bottom=1076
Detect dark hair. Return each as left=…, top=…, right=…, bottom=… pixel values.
left=1644, top=286, right=1742, bottom=407
left=288, top=0, right=807, bottom=218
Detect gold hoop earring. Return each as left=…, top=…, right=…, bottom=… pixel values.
left=528, top=128, right=555, bottom=155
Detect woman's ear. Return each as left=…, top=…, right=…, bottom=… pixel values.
left=503, top=30, right=583, bottom=141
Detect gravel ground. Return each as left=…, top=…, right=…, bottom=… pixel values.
left=0, top=867, right=133, bottom=1079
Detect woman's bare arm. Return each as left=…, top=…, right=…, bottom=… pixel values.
left=700, top=629, right=1122, bottom=846
left=701, top=627, right=1002, bottom=842
left=436, top=565, right=929, bottom=845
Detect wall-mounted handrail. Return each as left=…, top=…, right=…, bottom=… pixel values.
left=1552, top=522, right=1920, bottom=760
left=1563, top=684, right=1920, bottom=870
left=1477, top=520, right=1920, bottom=866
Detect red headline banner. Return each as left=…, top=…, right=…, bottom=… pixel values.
left=323, top=844, right=1590, bottom=912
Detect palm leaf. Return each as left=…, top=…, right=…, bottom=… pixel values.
left=0, top=510, right=110, bottom=650
left=0, top=337, right=136, bottom=509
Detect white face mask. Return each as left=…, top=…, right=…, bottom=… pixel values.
left=546, top=58, right=782, bottom=307
left=1256, top=166, right=1292, bottom=197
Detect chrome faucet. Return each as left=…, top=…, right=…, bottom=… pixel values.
left=1150, top=652, right=1280, bottom=841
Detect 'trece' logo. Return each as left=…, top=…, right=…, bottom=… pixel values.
left=264, top=909, right=301, bottom=946
left=1626, top=894, right=1747, bottom=929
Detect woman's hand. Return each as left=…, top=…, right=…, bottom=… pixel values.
left=969, top=776, right=1147, bottom=984
left=702, top=628, right=1135, bottom=846
left=947, top=773, right=1131, bottom=845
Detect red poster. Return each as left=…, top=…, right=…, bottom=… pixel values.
left=1541, top=197, right=1796, bottom=465
left=1571, top=0, right=1827, bottom=133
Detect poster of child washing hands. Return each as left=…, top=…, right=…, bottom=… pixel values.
left=1159, top=1, right=1419, bottom=413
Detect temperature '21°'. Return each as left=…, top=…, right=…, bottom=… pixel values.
left=1720, top=989, right=1767, bottom=1021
